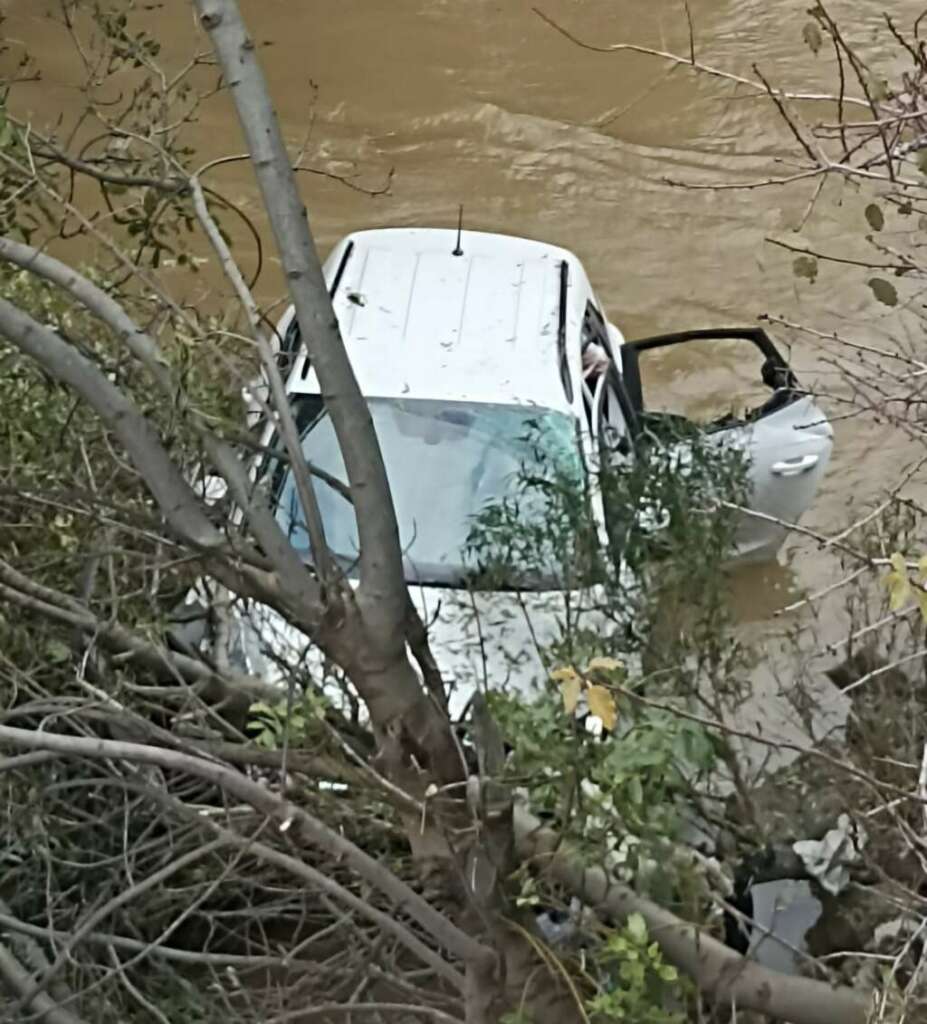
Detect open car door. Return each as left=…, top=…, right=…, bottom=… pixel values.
left=620, top=328, right=833, bottom=562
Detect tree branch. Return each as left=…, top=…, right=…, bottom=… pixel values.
left=0, top=234, right=324, bottom=621
left=513, top=805, right=871, bottom=1024
left=192, top=0, right=407, bottom=623
left=188, top=175, right=338, bottom=585
left=12, top=839, right=226, bottom=1017
left=0, top=297, right=220, bottom=550
left=0, top=939, right=89, bottom=1024
left=0, top=556, right=278, bottom=704
left=0, top=911, right=323, bottom=970
left=532, top=7, right=869, bottom=107
left=0, top=235, right=174, bottom=396
left=0, top=725, right=492, bottom=972
left=191, top=0, right=463, bottom=790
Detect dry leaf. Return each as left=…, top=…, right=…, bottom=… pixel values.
left=552, top=667, right=583, bottom=715
left=586, top=684, right=617, bottom=732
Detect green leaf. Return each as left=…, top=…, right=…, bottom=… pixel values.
left=626, top=911, right=648, bottom=945
left=254, top=729, right=278, bottom=750
left=868, top=277, right=898, bottom=307
left=864, top=203, right=884, bottom=232
left=792, top=255, right=818, bottom=283
left=627, top=775, right=644, bottom=805
left=45, top=639, right=71, bottom=664
left=802, top=22, right=822, bottom=55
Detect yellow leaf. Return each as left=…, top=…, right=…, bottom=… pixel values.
left=552, top=667, right=583, bottom=715
left=586, top=684, right=617, bottom=732
left=585, top=656, right=624, bottom=675
left=884, top=551, right=911, bottom=611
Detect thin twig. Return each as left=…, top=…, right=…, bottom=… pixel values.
left=682, top=0, right=695, bottom=65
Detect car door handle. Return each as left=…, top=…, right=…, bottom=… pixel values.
left=771, top=453, right=819, bottom=476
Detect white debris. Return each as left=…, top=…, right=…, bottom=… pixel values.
left=792, top=814, right=866, bottom=896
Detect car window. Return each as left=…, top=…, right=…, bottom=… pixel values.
left=276, top=315, right=301, bottom=374
left=598, top=376, right=630, bottom=454
left=582, top=303, right=613, bottom=358
left=268, top=398, right=583, bottom=589
left=633, top=337, right=773, bottom=427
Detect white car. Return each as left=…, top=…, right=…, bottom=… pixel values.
left=215, top=228, right=833, bottom=716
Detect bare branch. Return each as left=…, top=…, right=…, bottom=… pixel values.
left=191, top=808, right=467, bottom=991
left=682, top=0, right=695, bottom=65
left=532, top=7, right=869, bottom=106
left=0, top=725, right=492, bottom=971
left=813, top=1, right=897, bottom=180
left=0, top=939, right=89, bottom=1024
left=752, top=63, right=823, bottom=166
left=765, top=234, right=911, bottom=271
left=12, top=839, right=226, bottom=1016
left=0, top=556, right=278, bottom=704
left=265, top=1004, right=461, bottom=1023
left=188, top=175, right=338, bottom=585
left=192, top=0, right=463, bottom=790
left=193, top=0, right=408, bottom=620
left=0, top=910, right=322, bottom=969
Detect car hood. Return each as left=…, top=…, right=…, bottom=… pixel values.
left=233, top=582, right=627, bottom=720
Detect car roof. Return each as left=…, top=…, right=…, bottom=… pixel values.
left=286, top=228, right=596, bottom=415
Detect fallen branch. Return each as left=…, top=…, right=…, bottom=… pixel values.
left=513, top=805, right=872, bottom=1024
left=0, top=724, right=490, bottom=975
left=0, top=938, right=89, bottom=1024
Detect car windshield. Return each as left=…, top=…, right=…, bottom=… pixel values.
left=270, top=397, right=582, bottom=588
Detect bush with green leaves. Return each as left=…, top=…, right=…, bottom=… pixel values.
left=588, top=912, right=686, bottom=1023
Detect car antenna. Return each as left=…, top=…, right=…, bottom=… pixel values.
left=452, top=204, right=464, bottom=256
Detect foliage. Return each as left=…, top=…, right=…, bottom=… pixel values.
left=883, top=552, right=927, bottom=619
left=246, top=690, right=327, bottom=749
left=1, top=2, right=914, bottom=1023
left=490, top=677, right=716, bottom=846
left=587, top=913, right=685, bottom=1023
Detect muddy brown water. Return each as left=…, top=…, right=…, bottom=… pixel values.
left=4, top=0, right=927, bottom=753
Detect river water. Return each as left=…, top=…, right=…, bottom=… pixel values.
left=4, top=0, right=925, bottom=723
